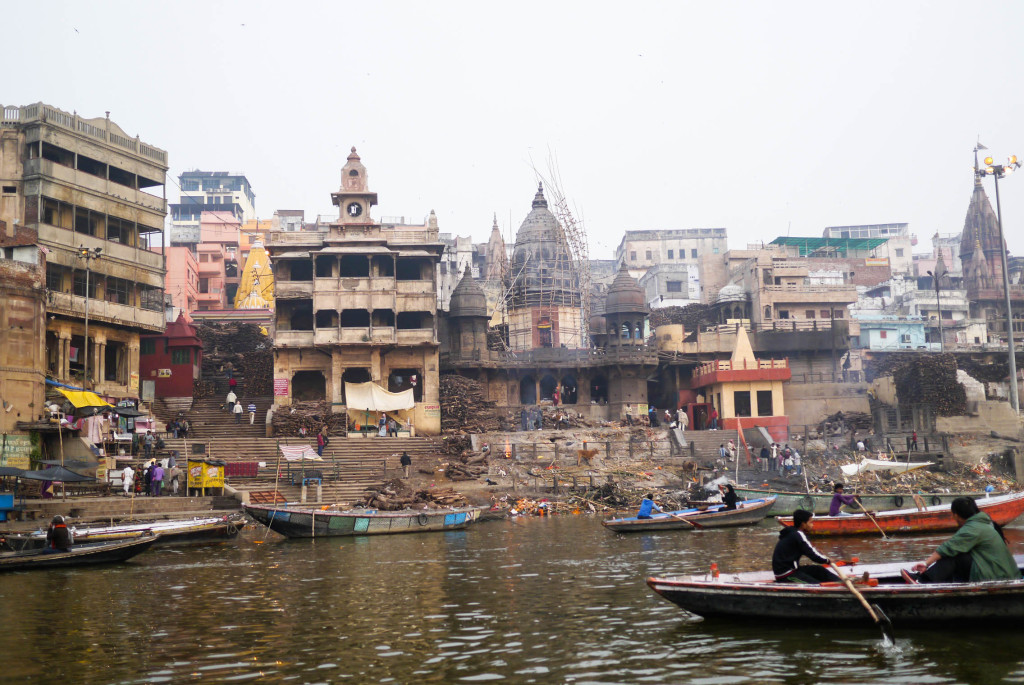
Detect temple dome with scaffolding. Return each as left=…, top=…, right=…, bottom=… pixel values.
left=508, top=182, right=581, bottom=309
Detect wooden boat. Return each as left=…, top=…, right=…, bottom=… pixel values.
left=602, top=497, right=777, bottom=532
left=243, top=503, right=483, bottom=538
left=0, top=535, right=158, bottom=572
left=4, top=515, right=246, bottom=550
left=733, top=486, right=988, bottom=516
left=776, top=492, right=1024, bottom=536
left=648, top=555, right=1024, bottom=624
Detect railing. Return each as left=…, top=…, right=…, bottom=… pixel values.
left=47, top=291, right=164, bottom=331
left=442, top=345, right=659, bottom=365
left=694, top=357, right=788, bottom=377
left=0, top=103, right=167, bottom=164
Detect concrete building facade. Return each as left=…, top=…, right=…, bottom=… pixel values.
left=615, top=228, right=728, bottom=307
left=266, top=148, right=443, bottom=434
left=168, top=171, right=255, bottom=248
left=0, top=103, right=168, bottom=401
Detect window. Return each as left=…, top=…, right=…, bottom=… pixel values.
left=72, top=270, right=97, bottom=298
left=171, top=349, right=191, bottom=365
left=646, top=250, right=652, bottom=260
left=880, top=330, right=888, bottom=339
left=46, top=263, right=64, bottom=291
left=666, top=281, right=682, bottom=293
left=734, top=390, right=751, bottom=417
left=778, top=310, right=790, bottom=319
left=691, top=249, right=698, bottom=258
left=105, top=276, right=132, bottom=305
left=2, top=186, right=15, bottom=194
left=756, top=390, right=773, bottom=416
left=895, top=249, right=904, bottom=257
left=805, top=310, right=815, bottom=318
left=140, top=287, right=164, bottom=312
left=667, top=250, right=674, bottom=259
left=199, top=254, right=209, bottom=262
left=140, top=339, right=156, bottom=355
left=833, top=310, right=844, bottom=319
left=712, top=247, right=719, bottom=254
left=820, top=309, right=831, bottom=318
left=900, top=334, right=911, bottom=343
left=630, top=251, right=636, bottom=261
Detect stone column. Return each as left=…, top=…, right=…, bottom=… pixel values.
left=95, top=342, right=106, bottom=386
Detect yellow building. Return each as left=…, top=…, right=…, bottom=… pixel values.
left=234, top=239, right=275, bottom=309
left=690, top=326, right=791, bottom=441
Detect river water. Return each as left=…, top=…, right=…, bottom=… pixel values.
left=3, top=516, right=1024, bottom=684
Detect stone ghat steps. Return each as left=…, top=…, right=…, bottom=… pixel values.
left=169, top=396, right=275, bottom=438
left=681, top=429, right=740, bottom=456
left=161, top=437, right=443, bottom=466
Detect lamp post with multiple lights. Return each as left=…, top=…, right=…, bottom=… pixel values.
left=77, top=246, right=102, bottom=390
left=977, top=153, right=1022, bottom=413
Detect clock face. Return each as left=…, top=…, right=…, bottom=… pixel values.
left=347, top=202, right=363, bottom=218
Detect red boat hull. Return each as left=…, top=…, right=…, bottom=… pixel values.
left=777, top=492, right=1024, bottom=536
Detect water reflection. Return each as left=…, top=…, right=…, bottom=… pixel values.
left=0, top=517, right=1022, bottom=682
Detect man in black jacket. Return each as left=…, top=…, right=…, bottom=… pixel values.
left=772, top=510, right=840, bottom=583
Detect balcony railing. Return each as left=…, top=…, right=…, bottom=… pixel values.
left=38, top=224, right=164, bottom=274
left=47, top=291, right=164, bottom=332
left=694, top=357, right=789, bottom=378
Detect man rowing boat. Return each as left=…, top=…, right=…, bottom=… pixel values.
left=773, top=510, right=840, bottom=584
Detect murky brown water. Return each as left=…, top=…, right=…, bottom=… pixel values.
left=2, top=516, right=1024, bottom=683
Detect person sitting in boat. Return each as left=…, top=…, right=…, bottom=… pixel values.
left=772, top=510, right=839, bottom=584
left=906, top=497, right=1020, bottom=584
left=719, top=483, right=740, bottom=511
left=637, top=493, right=663, bottom=519
left=829, top=483, right=859, bottom=516
left=44, top=515, right=73, bottom=553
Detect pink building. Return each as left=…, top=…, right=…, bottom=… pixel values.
left=164, top=247, right=199, bottom=321
left=196, top=211, right=241, bottom=310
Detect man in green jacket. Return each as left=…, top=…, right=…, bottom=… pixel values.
left=908, top=497, right=1020, bottom=583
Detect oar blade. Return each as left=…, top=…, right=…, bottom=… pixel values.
left=872, top=603, right=896, bottom=643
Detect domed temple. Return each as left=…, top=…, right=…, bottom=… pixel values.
left=506, top=183, right=584, bottom=351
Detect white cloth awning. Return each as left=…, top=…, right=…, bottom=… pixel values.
left=840, top=458, right=934, bottom=476
left=279, top=445, right=322, bottom=461
left=344, top=381, right=415, bottom=412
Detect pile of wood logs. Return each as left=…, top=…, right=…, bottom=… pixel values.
left=271, top=401, right=347, bottom=436
left=440, top=375, right=503, bottom=433
left=439, top=434, right=488, bottom=481
left=893, top=354, right=967, bottom=417
left=362, top=481, right=469, bottom=510
left=194, top=322, right=274, bottom=396
left=647, top=303, right=717, bottom=333
left=819, top=410, right=873, bottom=434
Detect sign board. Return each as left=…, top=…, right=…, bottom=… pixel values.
left=129, top=372, right=140, bottom=393
left=273, top=378, right=289, bottom=396
left=423, top=404, right=440, bottom=418
left=865, top=258, right=890, bottom=267
left=158, top=368, right=172, bottom=378
left=0, top=435, right=32, bottom=469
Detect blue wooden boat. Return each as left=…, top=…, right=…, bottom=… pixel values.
left=243, top=503, right=482, bottom=538
left=602, top=497, right=776, bottom=532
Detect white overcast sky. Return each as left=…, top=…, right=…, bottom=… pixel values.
left=7, top=1, right=1024, bottom=259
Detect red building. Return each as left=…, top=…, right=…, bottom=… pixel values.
left=139, top=313, right=203, bottom=399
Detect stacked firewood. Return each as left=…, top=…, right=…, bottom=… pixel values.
left=819, top=411, right=873, bottom=434
left=362, top=481, right=469, bottom=510
left=195, top=321, right=274, bottom=396
left=439, top=375, right=503, bottom=433
left=893, top=354, right=967, bottom=417
left=439, top=434, right=488, bottom=481
left=271, top=401, right=347, bottom=436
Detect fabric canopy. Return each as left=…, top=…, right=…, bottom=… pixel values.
left=279, top=445, right=322, bottom=461
left=19, top=466, right=95, bottom=483
left=57, top=388, right=112, bottom=411
left=344, top=382, right=415, bottom=412
left=840, top=458, right=934, bottom=477
left=0, top=467, right=26, bottom=477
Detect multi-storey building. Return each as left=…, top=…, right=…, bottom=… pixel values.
left=614, top=228, right=728, bottom=307
left=266, top=148, right=444, bottom=434
left=163, top=246, right=199, bottom=320
left=0, top=103, right=168, bottom=401
left=168, top=171, right=255, bottom=248
left=195, top=211, right=242, bottom=310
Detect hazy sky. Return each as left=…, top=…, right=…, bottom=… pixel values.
left=7, top=1, right=1024, bottom=259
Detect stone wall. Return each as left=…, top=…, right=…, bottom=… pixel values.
left=784, top=381, right=870, bottom=429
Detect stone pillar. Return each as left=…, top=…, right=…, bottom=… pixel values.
left=60, top=335, right=71, bottom=380
left=96, top=342, right=107, bottom=385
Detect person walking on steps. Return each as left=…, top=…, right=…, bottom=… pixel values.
left=248, top=402, right=257, bottom=425
left=233, top=400, right=244, bottom=424
left=400, top=451, right=412, bottom=478
left=317, top=426, right=328, bottom=457
left=911, top=430, right=919, bottom=451
left=226, top=390, right=237, bottom=413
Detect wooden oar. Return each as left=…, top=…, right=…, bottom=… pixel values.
left=856, top=500, right=889, bottom=540
left=667, top=512, right=703, bottom=529
left=829, top=562, right=895, bottom=643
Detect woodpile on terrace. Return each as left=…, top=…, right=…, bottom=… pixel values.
left=439, top=434, right=488, bottom=481
left=271, top=401, right=347, bottom=437
left=194, top=321, right=274, bottom=396
left=362, top=480, right=469, bottom=510
left=819, top=411, right=873, bottom=435
left=893, top=354, right=967, bottom=417
left=439, top=375, right=505, bottom=433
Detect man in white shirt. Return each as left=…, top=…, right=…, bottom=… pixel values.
left=233, top=400, right=244, bottom=424
left=122, top=464, right=135, bottom=497
left=226, top=390, right=237, bottom=413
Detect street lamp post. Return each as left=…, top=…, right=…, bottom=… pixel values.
left=978, top=154, right=1022, bottom=413
left=77, top=246, right=102, bottom=390
left=926, top=270, right=943, bottom=352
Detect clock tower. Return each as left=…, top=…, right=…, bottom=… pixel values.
left=331, top=147, right=379, bottom=225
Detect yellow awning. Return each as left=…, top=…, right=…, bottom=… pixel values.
left=57, top=388, right=113, bottom=410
